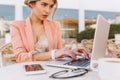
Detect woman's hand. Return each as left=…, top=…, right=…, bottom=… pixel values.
left=55, top=49, right=77, bottom=60
left=55, top=44, right=89, bottom=60
left=72, top=46, right=89, bottom=59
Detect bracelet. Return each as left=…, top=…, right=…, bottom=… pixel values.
left=51, top=49, right=57, bottom=60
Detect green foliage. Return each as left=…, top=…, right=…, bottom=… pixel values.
left=77, top=24, right=120, bottom=42
left=109, top=24, right=120, bottom=38
left=77, top=28, right=95, bottom=42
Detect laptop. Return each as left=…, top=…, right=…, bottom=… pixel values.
left=46, top=15, right=110, bottom=69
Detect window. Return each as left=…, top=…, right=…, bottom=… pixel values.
left=23, top=6, right=31, bottom=19
left=0, top=5, right=15, bottom=38
left=0, top=5, right=15, bottom=20
left=54, top=8, right=79, bottom=42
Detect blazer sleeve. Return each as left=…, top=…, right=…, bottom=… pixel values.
left=11, top=22, right=32, bottom=63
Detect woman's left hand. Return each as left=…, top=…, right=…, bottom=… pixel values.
left=71, top=46, right=89, bottom=59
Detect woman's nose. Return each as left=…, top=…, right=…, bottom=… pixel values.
left=45, top=7, right=51, bottom=13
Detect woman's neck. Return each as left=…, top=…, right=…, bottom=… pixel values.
left=29, top=13, right=43, bottom=26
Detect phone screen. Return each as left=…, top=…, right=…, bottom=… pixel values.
left=25, top=64, right=44, bottom=72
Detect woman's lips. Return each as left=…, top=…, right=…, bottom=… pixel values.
left=42, top=15, right=48, bottom=18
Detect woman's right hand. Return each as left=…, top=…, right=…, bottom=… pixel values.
left=55, top=49, right=77, bottom=60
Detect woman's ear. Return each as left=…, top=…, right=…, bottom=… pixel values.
left=28, top=3, right=36, bottom=8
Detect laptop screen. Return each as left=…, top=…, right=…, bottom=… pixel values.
left=91, top=15, right=110, bottom=60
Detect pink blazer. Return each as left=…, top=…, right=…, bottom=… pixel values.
left=11, top=17, right=62, bottom=62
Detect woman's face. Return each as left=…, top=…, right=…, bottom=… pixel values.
left=31, top=0, right=55, bottom=20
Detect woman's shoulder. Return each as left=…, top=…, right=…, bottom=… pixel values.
left=11, top=20, right=26, bottom=28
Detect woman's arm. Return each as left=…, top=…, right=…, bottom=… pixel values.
left=32, top=49, right=77, bottom=61
left=32, top=52, right=51, bottom=61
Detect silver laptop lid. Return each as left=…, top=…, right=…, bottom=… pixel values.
left=91, top=15, right=110, bottom=60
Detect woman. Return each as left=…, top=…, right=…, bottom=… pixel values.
left=11, top=0, right=88, bottom=62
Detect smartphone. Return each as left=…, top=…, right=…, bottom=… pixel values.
left=23, top=64, right=46, bottom=75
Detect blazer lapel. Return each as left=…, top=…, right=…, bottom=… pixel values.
left=25, top=17, right=34, bottom=51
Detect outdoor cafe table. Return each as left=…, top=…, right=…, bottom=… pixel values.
left=0, top=61, right=101, bottom=80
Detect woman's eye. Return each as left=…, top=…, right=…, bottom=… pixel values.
left=41, top=3, right=47, bottom=7
left=50, top=5, right=54, bottom=8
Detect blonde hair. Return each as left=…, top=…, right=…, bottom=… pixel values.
left=24, top=0, right=39, bottom=5
left=24, top=0, right=58, bottom=20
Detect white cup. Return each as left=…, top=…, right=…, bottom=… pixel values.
left=91, top=58, right=120, bottom=80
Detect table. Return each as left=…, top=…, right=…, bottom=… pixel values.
left=0, top=61, right=101, bottom=80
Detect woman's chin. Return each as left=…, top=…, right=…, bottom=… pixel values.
left=41, top=18, right=47, bottom=21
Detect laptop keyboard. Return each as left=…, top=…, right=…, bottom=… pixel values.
left=64, top=58, right=90, bottom=67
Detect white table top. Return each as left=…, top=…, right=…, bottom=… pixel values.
left=0, top=61, right=101, bottom=80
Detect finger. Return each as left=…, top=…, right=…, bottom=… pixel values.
left=56, top=50, right=76, bottom=60
left=77, top=48, right=88, bottom=57
left=73, top=50, right=89, bottom=59
left=65, top=51, right=76, bottom=60
left=72, top=50, right=83, bottom=56
left=81, top=48, right=89, bottom=57
left=82, top=48, right=89, bottom=55
left=76, top=47, right=89, bottom=58
left=82, top=50, right=89, bottom=59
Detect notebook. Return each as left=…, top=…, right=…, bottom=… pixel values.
left=46, top=15, right=110, bottom=69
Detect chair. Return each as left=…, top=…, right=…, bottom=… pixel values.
left=0, top=42, right=16, bottom=67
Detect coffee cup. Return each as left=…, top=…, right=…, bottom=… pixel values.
left=91, top=58, right=120, bottom=80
